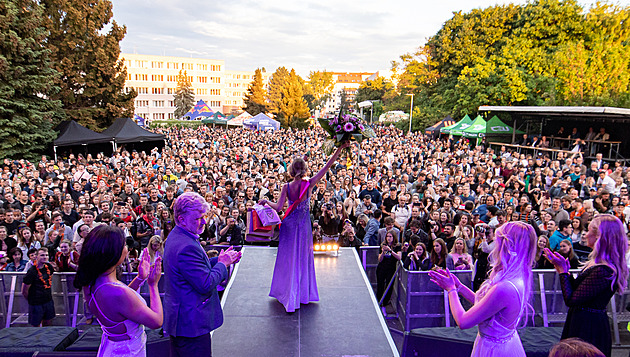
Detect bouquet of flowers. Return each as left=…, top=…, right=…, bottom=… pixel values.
left=318, top=108, right=375, bottom=156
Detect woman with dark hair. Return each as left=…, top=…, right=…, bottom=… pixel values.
left=545, top=214, right=629, bottom=357
left=404, top=243, right=432, bottom=271
left=431, top=238, right=448, bottom=269
left=376, top=230, right=402, bottom=306
left=74, top=225, right=163, bottom=357
left=5, top=247, right=27, bottom=272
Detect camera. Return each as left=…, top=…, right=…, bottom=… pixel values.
left=475, top=225, right=486, bottom=234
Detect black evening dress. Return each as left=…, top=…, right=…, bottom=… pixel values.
left=559, top=265, right=615, bottom=357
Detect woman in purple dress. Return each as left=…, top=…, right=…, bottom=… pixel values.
left=259, top=142, right=349, bottom=312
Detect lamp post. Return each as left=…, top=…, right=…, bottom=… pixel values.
left=406, top=93, right=414, bottom=133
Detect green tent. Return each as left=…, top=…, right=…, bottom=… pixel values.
left=441, top=114, right=472, bottom=135
left=485, top=115, right=524, bottom=136
left=462, top=115, right=487, bottom=138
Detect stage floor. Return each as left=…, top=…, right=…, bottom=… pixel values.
left=213, top=247, right=399, bottom=357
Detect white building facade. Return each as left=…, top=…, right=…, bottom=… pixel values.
left=121, top=53, right=269, bottom=120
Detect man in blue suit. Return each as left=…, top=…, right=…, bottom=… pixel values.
left=164, top=192, right=241, bottom=356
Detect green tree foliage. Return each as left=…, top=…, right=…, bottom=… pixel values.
left=391, top=0, right=630, bottom=130
left=279, top=69, right=310, bottom=129
left=267, top=66, right=290, bottom=117
left=304, top=71, right=334, bottom=111
left=355, top=77, right=394, bottom=105
left=0, top=0, right=64, bottom=159
left=174, top=70, right=194, bottom=119
left=41, top=0, right=135, bottom=130
left=243, top=68, right=268, bottom=116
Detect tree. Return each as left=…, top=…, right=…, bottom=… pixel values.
left=267, top=66, right=290, bottom=117
left=355, top=77, right=394, bottom=105
left=389, top=0, right=630, bottom=127
left=174, top=70, right=194, bottom=119
left=0, top=0, right=64, bottom=159
left=304, top=71, right=334, bottom=111
left=242, top=68, right=267, bottom=116
left=279, top=70, right=310, bottom=129
left=41, top=0, right=135, bottom=130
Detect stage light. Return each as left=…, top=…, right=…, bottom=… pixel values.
left=326, top=245, right=332, bottom=250
left=314, top=244, right=320, bottom=251
left=332, top=244, right=338, bottom=250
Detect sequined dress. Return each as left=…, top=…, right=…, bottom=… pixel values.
left=269, top=188, right=319, bottom=312
left=470, top=281, right=526, bottom=357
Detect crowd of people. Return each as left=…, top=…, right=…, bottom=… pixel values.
left=1, top=123, right=629, bottom=355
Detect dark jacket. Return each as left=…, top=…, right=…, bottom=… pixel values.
left=163, top=226, right=228, bottom=337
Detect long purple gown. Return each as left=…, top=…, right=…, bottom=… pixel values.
left=269, top=187, right=319, bottom=312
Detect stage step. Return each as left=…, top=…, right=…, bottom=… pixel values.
left=213, top=247, right=399, bottom=357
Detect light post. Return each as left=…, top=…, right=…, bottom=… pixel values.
left=406, top=93, right=414, bottom=133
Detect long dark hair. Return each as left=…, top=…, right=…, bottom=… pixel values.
left=74, top=225, right=125, bottom=289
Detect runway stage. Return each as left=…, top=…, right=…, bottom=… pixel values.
left=213, top=247, right=399, bottom=357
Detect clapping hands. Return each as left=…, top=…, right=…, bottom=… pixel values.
left=217, top=246, right=242, bottom=267
left=138, top=248, right=162, bottom=286
left=428, top=268, right=459, bottom=292
left=543, top=248, right=570, bottom=274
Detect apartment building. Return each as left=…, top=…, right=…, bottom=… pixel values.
left=321, top=72, right=375, bottom=115
left=121, top=53, right=268, bottom=119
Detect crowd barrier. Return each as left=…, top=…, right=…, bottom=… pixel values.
left=2, top=245, right=629, bottom=346
left=391, top=264, right=630, bottom=346
left=0, top=245, right=239, bottom=329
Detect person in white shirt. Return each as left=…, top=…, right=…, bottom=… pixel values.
left=597, top=170, right=616, bottom=194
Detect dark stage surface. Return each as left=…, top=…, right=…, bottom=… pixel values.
left=213, top=247, right=399, bottom=357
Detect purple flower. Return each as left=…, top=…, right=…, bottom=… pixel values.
left=358, top=124, right=365, bottom=131
left=336, top=125, right=343, bottom=132
left=344, top=122, right=355, bottom=132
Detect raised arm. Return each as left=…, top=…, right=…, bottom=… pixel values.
left=310, top=142, right=350, bottom=186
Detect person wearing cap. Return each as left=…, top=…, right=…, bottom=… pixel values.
left=382, top=186, right=399, bottom=220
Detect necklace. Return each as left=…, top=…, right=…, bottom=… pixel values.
left=36, top=264, right=52, bottom=289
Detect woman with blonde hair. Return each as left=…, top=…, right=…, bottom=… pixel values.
left=139, top=236, right=163, bottom=266
left=430, top=221, right=537, bottom=356
left=259, top=142, right=349, bottom=313
left=446, top=237, right=473, bottom=270
left=545, top=214, right=628, bottom=356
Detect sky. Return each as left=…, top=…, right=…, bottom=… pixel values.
left=111, top=0, right=629, bottom=77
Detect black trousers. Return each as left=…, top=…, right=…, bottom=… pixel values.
left=170, top=333, right=212, bottom=357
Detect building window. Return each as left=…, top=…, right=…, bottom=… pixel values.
left=198, top=64, right=207, bottom=71
left=211, top=77, right=220, bottom=84
left=198, top=76, right=207, bottom=83
left=168, top=100, right=174, bottom=107
left=153, top=100, right=165, bottom=107
left=152, top=113, right=165, bottom=120
left=135, top=74, right=148, bottom=81
left=210, top=101, right=221, bottom=107
left=167, top=88, right=175, bottom=95
left=152, top=88, right=164, bottom=94
left=137, top=87, right=149, bottom=94
left=152, top=75, right=164, bottom=81
left=196, top=88, right=208, bottom=95
left=167, top=62, right=179, bottom=69
left=168, top=113, right=174, bottom=119
left=151, top=61, right=164, bottom=69
left=210, top=89, right=221, bottom=96
left=136, top=100, right=149, bottom=107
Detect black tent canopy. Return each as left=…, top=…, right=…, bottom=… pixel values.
left=101, top=118, right=165, bottom=145
left=54, top=120, right=112, bottom=146
left=53, top=121, right=114, bottom=160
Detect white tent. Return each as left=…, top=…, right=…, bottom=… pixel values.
left=228, top=112, right=251, bottom=126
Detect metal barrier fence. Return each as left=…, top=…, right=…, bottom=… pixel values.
left=0, top=245, right=239, bottom=328
left=3, top=245, right=629, bottom=346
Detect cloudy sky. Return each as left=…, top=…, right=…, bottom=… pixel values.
left=111, top=0, right=629, bottom=76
